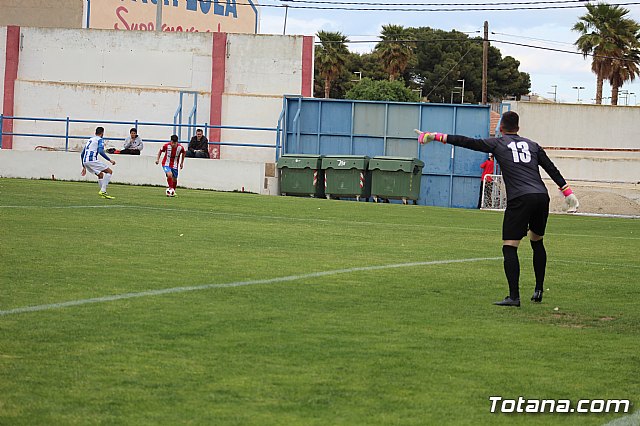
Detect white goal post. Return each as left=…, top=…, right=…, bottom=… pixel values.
left=480, top=174, right=507, bottom=210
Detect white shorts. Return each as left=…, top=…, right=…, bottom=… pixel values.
left=83, top=160, right=109, bottom=175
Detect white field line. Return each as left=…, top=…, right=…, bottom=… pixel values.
left=2, top=204, right=640, bottom=240
left=0, top=257, right=500, bottom=316
left=603, top=410, right=640, bottom=426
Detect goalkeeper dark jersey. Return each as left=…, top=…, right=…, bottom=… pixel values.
left=446, top=134, right=567, bottom=202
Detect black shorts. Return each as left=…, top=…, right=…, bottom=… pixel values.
left=502, top=193, right=550, bottom=240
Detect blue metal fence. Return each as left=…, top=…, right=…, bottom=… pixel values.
left=283, top=96, right=492, bottom=208
left=0, top=114, right=285, bottom=158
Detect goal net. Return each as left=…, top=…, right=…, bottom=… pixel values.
left=480, top=174, right=507, bottom=210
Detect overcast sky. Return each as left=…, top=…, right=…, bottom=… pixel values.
left=258, top=0, right=640, bottom=105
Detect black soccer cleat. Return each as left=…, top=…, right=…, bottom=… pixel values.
left=531, top=290, right=543, bottom=303
left=493, top=296, right=521, bottom=307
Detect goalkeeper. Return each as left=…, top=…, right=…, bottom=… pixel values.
left=416, top=111, right=579, bottom=307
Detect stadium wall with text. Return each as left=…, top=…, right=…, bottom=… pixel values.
left=0, top=26, right=312, bottom=163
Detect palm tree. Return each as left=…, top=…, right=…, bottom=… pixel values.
left=315, top=31, right=350, bottom=98
left=573, top=3, right=640, bottom=105
left=374, top=24, right=414, bottom=81
left=609, top=48, right=640, bottom=104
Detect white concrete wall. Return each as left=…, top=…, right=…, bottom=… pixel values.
left=0, top=150, right=279, bottom=195
left=0, top=26, right=6, bottom=110
left=509, top=101, right=640, bottom=149
left=10, top=27, right=213, bottom=152
left=3, top=27, right=307, bottom=162
left=219, top=34, right=307, bottom=163
left=506, top=102, right=640, bottom=183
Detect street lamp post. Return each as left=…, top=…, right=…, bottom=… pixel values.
left=548, top=85, right=557, bottom=102
left=155, top=0, right=163, bottom=32
left=620, top=90, right=628, bottom=106
left=572, top=86, right=585, bottom=103
left=283, top=1, right=290, bottom=35
left=619, top=90, right=634, bottom=106
left=451, top=80, right=464, bottom=104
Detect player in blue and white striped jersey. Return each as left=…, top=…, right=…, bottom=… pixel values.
left=81, top=126, right=117, bottom=199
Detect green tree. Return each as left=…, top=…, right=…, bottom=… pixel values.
left=345, top=78, right=420, bottom=102
left=312, top=26, right=531, bottom=103
left=411, top=27, right=529, bottom=103
left=314, top=31, right=350, bottom=98
left=374, top=24, right=415, bottom=81
left=573, top=3, right=640, bottom=105
left=608, top=47, right=640, bottom=104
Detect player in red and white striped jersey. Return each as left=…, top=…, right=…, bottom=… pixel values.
left=155, top=135, right=185, bottom=195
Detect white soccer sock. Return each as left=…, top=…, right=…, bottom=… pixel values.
left=101, top=173, right=112, bottom=192
left=98, top=178, right=104, bottom=191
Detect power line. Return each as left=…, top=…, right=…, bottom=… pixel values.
left=424, top=45, right=476, bottom=100
left=202, top=0, right=640, bottom=11
left=265, top=3, right=640, bottom=10
left=489, top=38, right=640, bottom=61
left=491, top=31, right=576, bottom=46
left=314, top=36, right=640, bottom=63
left=279, top=0, right=586, bottom=5
left=315, top=38, right=484, bottom=43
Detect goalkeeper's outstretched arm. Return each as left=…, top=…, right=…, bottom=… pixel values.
left=414, top=129, right=495, bottom=153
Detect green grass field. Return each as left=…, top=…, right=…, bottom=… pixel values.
left=1, top=178, right=638, bottom=425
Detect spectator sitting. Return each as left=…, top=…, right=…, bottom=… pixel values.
left=186, top=129, right=210, bottom=158
left=120, top=128, right=143, bottom=155
left=107, top=128, right=143, bottom=155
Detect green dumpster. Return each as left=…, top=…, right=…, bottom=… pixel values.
left=322, top=155, right=371, bottom=201
left=369, top=156, right=425, bottom=205
left=276, top=154, right=324, bottom=197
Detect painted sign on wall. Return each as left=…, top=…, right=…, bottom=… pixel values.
left=89, top=0, right=259, bottom=34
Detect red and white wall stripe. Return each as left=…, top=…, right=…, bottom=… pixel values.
left=2, top=26, right=20, bottom=149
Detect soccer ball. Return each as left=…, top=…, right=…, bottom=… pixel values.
left=166, top=188, right=175, bottom=197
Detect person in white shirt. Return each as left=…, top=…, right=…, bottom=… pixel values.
left=119, top=128, right=143, bottom=155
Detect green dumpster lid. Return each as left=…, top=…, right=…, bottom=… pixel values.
left=323, top=155, right=370, bottom=159
left=280, top=154, right=323, bottom=158
left=372, top=156, right=422, bottom=162
left=369, top=156, right=424, bottom=172
left=322, top=155, right=370, bottom=170
left=277, top=154, right=324, bottom=169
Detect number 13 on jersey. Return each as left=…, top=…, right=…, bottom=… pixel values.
left=507, top=141, right=531, bottom=163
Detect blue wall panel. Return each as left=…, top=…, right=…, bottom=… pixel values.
left=284, top=97, right=491, bottom=209
left=353, top=136, right=384, bottom=157
left=454, top=146, right=487, bottom=176
left=299, top=134, right=319, bottom=154
left=452, top=176, right=480, bottom=208
left=320, top=103, right=352, bottom=134
left=287, top=100, right=320, bottom=133
left=353, top=104, right=386, bottom=136
left=386, top=138, right=418, bottom=158
left=420, top=105, right=456, bottom=134
left=320, top=136, right=351, bottom=155
left=422, top=175, right=451, bottom=207
left=421, top=143, right=452, bottom=175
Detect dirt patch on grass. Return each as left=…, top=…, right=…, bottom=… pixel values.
left=549, top=190, right=640, bottom=216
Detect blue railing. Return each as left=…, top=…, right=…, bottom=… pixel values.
left=0, top=114, right=285, bottom=160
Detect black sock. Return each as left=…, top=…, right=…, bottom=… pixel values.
left=502, top=245, right=520, bottom=300
left=530, top=239, right=547, bottom=292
